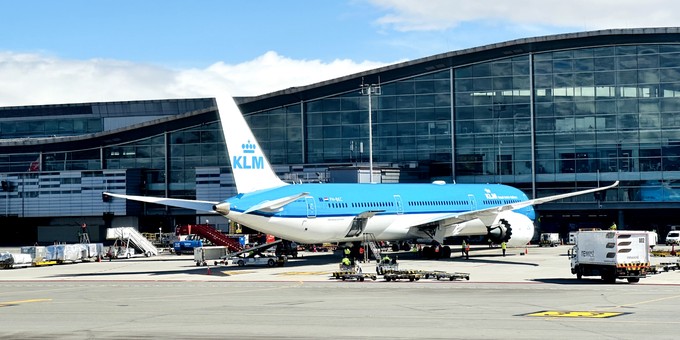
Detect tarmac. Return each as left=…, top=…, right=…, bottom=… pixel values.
left=1, top=244, right=679, bottom=284
left=1, top=244, right=680, bottom=339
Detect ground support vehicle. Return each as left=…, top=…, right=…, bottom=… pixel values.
left=106, top=227, right=158, bottom=257
left=649, top=256, right=679, bottom=273
left=173, top=236, right=203, bottom=255
left=569, top=230, right=650, bottom=283
left=0, top=252, right=32, bottom=269
left=213, top=240, right=286, bottom=267
left=539, top=233, right=560, bottom=247
left=666, top=231, right=680, bottom=245
left=376, top=261, right=399, bottom=274
left=649, top=262, right=679, bottom=273
left=420, top=270, right=470, bottom=281
left=382, top=269, right=422, bottom=282
left=332, top=264, right=377, bottom=281
left=338, top=272, right=377, bottom=281
left=106, top=245, right=135, bottom=259
left=230, top=255, right=287, bottom=267
left=194, top=246, right=228, bottom=266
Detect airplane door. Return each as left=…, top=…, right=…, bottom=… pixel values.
left=305, top=197, right=317, bottom=218
left=468, top=194, right=477, bottom=210
left=393, top=195, right=404, bottom=215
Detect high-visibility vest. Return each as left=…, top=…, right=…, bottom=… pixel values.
left=344, top=248, right=351, bottom=255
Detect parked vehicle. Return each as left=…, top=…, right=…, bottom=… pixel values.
left=666, top=231, right=680, bottom=245
left=539, top=233, right=560, bottom=247
left=568, top=230, right=650, bottom=283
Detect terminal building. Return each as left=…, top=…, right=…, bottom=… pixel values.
left=3, top=27, right=680, bottom=245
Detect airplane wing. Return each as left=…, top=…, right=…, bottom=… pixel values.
left=399, top=181, right=620, bottom=234
left=104, top=192, right=219, bottom=213
left=243, top=192, right=309, bottom=214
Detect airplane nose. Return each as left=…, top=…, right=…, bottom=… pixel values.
left=213, top=202, right=230, bottom=215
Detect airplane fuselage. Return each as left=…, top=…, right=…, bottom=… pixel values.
left=223, top=182, right=534, bottom=244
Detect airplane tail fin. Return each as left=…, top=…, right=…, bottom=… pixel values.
left=216, top=96, right=287, bottom=194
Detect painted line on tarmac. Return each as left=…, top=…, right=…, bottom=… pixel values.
left=275, top=271, right=333, bottom=276
left=615, top=293, right=680, bottom=308
left=219, top=270, right=256, bottom=276
left=0, top=298, right=52, bottom=307
left=522, top=310, right=627, bottom=318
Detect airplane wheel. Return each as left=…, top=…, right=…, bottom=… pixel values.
left=442, top=246, right=451, bottom=259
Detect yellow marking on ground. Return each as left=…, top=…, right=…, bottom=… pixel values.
left=525, top=311, right=624, bottom=318
left=220, top=271, right=255, bottom=276
left=0, top=298, right=52, bottom=307
left=275, top=271, right=332, bottom=276
left=616, top=294, right=680, bottom=308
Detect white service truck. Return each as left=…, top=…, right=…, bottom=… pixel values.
left=539, top=233, right=560, bottom=247
left=568, top=230, right=650, bottom=283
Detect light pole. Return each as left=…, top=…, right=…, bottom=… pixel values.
left=498, top=140, right=503, bottom=184
left=360, top=81, right=381, bottom=183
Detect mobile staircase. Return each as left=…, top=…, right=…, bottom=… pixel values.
left=106, top=227, right=159, bottom=257
left=363, top=233, right=383, bottom=263
left=176, top=224, right=243, bottom=252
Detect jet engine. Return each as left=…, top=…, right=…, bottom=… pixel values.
left=486, top=211, right=534, bottom=247
left=212, top=202, right=230, bottom=216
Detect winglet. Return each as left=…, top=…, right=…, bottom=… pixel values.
left=215, top=96, right=287, bottom=194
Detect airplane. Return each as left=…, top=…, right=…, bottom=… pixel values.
left=105, top=95, right=619, bottom=252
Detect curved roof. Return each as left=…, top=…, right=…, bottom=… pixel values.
left=0, top=108, right=218, bottom=154
left=235, top=27, right=680, bottom=113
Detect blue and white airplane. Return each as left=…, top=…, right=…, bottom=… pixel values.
left=105, top=96, right=618, bottom=248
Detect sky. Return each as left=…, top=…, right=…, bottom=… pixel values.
left=2, top=0, right=680, bottom=106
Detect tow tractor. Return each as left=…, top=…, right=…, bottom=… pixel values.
left=332, top=263, right=377, bottom=281
left=376, top=258, right=399, bottom=275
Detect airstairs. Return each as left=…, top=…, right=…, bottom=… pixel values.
left=362, top=233, right=382, bottom=263
left=175, top=224, right=243, bottom=252
left=106, top=227, right=159, bottom=256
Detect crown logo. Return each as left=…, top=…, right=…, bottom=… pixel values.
left=241, top=140, right=256, bottom=154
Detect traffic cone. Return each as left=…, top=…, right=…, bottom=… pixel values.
left=206, top=266, right=212, bottom=275
left=524, top=247, right=528, bottom=255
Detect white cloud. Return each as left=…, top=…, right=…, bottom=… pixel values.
left=370, top=0, right=680, bottom=31
left=0, top=51, right=389, bottom=106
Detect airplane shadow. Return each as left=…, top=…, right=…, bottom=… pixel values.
left=447, top=256, right=540, bottom=267
left=531, top=278, right=623, bottom=285
left=45, top=252, right=345, bottom=279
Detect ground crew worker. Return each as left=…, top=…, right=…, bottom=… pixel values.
left=358, top=246, right=365, bottom=262
left=501, top=241, right=507, bottom=257
left=341, top=257, right=351, bottom=269
left=465, top=242, right=470, bottom=260
left=344, top=247, right=351, bottom=258
left=382, top=254, right=391, bottom=264
left=609, top=222, right=617, bottom=230
left=461, top=240, right=467, bottom=256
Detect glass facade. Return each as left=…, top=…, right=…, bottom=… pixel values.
left=248, top=42, right=680, bottom=208
left=0, top=98, right=226, bottom=221
left=4, top=29, right=680, bottom=242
